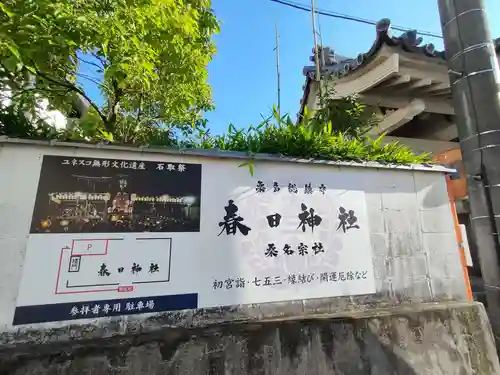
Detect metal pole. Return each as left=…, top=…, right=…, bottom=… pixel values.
left=317, top=12, right=326, bottom=68
left=437, top=0, right=500, bottom=345
left=310, top=0, right=323, bottom=98
left=274, top=22, right=281, bottom=119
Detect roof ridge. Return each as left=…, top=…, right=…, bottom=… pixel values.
left=297, top=18, right=499, bottom=120
left=304, top=18, right=499, bottom=80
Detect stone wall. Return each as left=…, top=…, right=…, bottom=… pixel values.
left=0, top=139, right=467, bottom=334
left=1, top=139, right=490, bottom=374
left=1, top=302, right=498, bottom=375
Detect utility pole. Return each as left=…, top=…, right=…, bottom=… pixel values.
left=274, top=22, right=281, bottom=119
left=310, top=0, right=323, bottom=98
left=317, top=12, right=326, bottom=68
left=437, top=0, right=500, bottom=344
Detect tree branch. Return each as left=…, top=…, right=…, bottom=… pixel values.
left=92, top=53, right=108, bottom=69
left=9, top=87, right=73, bottom=100
left=136, top=94, right=143, bottom=126
left=75, top=72, right=110, bottom=92
left=76, top=55, right=104, bottom=70
left=53, top=62, right=110, bottom=92
left=104, top=79, right=123, bottom=130
left=34, top=68, right=107, bottom=126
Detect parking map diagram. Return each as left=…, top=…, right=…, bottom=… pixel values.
left=55, top=237, right=172, bottom=295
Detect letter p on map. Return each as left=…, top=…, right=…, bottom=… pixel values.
left=72, top=239, right=108, bottom=256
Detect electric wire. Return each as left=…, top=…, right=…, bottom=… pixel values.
left=269, top=0, right=443, bottom=39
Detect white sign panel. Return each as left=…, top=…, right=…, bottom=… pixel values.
left=14, top=155, right=375, bottom=325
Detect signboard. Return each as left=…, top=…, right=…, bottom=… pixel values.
left=14, top=155, right=375, bottom=325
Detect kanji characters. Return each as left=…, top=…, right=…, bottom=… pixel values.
left=265, top=243, right=278, bottom=257
left=98, top=263, right=111, bottom=276
left=337, top=207, right=360, bottom=233
left=256, top=181, right=266, bottom=193
left=297, top=203, right=322, bottom=232
left=218, top=200, right=251, bottom=236
left=266, top=213, right=282, bottom=228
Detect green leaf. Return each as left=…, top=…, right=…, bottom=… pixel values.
left=238, top=160, right=255, bottom=176
left=24, top=65, right=36, bottom=74
left=2, top=54, right=20, bottom=71
left=98, top=129, right=114, bottom=142
left=0, top=2, right=14, bottom=17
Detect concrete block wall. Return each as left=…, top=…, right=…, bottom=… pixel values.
left=0, top=139, right=468, bottom=343
left=368, top=168, right=466, bottom=303
left=3, top=302, right=499, bottom=375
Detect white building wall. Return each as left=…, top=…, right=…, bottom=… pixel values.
left=0, top=140, right=467, bottom=335
left=1, top=88, right=69, bottom=129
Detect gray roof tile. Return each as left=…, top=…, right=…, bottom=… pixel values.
left=298, top=18, right=500, bottom=119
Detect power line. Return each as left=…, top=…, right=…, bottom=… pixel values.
left=269, top=0, right=443, bottom=39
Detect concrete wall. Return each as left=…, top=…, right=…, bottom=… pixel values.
left=1, top=140, right=494, bottom=374
left=2, top=302, right=499, bottom=375
left=0, top=139, right=468, bottom=338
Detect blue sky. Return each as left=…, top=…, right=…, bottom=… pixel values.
left=79, top=0, right=500, bottom=134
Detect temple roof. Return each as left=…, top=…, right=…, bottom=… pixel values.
left=299, top=18, right=500, bottom=118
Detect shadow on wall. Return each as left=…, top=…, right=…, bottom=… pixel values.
left=0, top=322, right=419, bottom=374
left=1, top=304, right=496, bottom=375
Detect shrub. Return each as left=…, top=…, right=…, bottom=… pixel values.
left=1, top=106, right=430, bottom=169
left=185, top=112, right=430, bottom=167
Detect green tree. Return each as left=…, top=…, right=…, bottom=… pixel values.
left=308, top=82, right=379, bottom=138
left=0, top=0, right=219, bottom=140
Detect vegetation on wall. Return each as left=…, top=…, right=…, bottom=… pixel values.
left=309, top=83, right=378, bottom=138
left=188, top=109, right=431, bottom=165
left=0, top=0, right=430, bottom=167
left=0, top=104, right=431, bottom=168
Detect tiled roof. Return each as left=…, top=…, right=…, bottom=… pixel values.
left=298, top=18, right=500, bottom=119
